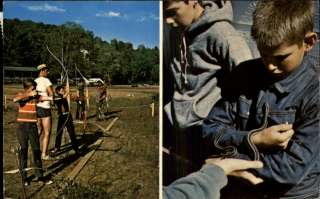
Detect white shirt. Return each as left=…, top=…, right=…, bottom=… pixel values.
left=35, top=77, right=52, bottom=109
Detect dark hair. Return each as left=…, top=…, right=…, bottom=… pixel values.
left=163, top=0, right=204, bottom=8
left=251, top=0, right=314, bottom=49
left=55, top=85, right=64, bottom=93
left=23, top=80, right=37, bottom=89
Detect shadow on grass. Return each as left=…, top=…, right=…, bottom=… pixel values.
left=87, top=110, right=122, bottom=120
left=27, top=183, right=46, bottom=199
left=26, top=132, right=104, bottom=197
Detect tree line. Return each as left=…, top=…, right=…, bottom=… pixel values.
left=3, top=18, right=159, bottom=85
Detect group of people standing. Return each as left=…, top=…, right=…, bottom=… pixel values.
left=14, top=64, right=54, bottom=185
left=13, top=64, right=100, bottom=186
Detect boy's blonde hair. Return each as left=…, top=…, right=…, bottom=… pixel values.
left=251, top=0, right=314, bottom=49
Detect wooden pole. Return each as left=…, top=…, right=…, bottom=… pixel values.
left=105, top=117, right=119, bottom=132
left=66, top=139, right=103, bottom=181
left=151, top=103, right=155, bottom=117
left=4, top=95, right=7, bottom=111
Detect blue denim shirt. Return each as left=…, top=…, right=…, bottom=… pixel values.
left=202, top=55, right=320, bottom=198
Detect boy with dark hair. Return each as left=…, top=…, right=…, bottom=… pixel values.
left=203, top=0, right=319, bottom=198
left=13, top=80, right=53, bottom=185
left=163, top=0, right=253, bottom=128
left=163, top=0, right=253, bottom=181
left=52, top=85, right=81, bottom=155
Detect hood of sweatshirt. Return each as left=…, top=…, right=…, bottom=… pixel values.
left=186, top=0, right=234, bottom=36
left=178, top=0, right=234, bottom=85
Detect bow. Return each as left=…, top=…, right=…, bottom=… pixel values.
left=46, top=45, right=70, bottom=107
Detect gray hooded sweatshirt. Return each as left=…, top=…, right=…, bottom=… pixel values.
left=163, top=164, right=227, bottom=199
left=164, top=0, right=253, bottom=128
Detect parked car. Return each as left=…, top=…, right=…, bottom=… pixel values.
left=88, top=78, right=105, bottom=86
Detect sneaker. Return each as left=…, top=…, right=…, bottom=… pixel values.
left=44, top=180, right=53, bottom=185
left=24, top=181, right=30, bottom=186
left=41, top=155, right=54, bottom=161
left=36, top=177, right=53, bottom=185
left=75, top=148, right=84, bottom=156
left=50, top=148, right=60, bottom=156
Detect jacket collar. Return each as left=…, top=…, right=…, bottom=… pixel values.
left=268, top=56, right=309, bottom=95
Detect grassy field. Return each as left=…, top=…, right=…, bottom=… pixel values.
left=3, top=85, right=159, bottom=199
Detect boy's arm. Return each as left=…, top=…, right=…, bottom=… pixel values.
left=47, top=85, right=54, bottom=105
left=203, top=99, right=296, bottom=160
left=62, top=91, right=69, bottom=99
left=254, top=97, right=320, bottom=185
left=206, top=94, right=320, bottom=185
left=163, top=164, right=228, bottom=199
left=202, top=99, right=254, bottom=159
left=13, top=91, right=37, bottom=103
left=163, top=159, right=263, bottom=199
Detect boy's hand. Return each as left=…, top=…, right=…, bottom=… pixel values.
left=28, top=90, right=38, bottom=97
left=205, top=158, right=264, bottom=185
left=251, top=124, right=294, bottom=149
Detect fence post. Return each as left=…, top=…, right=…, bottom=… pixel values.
left=151, top=96, right=155, bottom=117
left=4, top=95, right=7, bottom=111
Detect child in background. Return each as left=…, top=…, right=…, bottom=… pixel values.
left=75, top=81, right=86, bottom=120
left=96, top=83, right=107, bottom=121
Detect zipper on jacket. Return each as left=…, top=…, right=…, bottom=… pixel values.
left=180, top=33, right=189, bottom=85
left=247, top=103, right=269, bottom=161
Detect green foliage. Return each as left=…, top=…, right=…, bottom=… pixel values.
left=3, top=19, right=159, bottom=85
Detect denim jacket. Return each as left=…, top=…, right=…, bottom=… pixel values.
left=202, top=56, right=320, bottom=198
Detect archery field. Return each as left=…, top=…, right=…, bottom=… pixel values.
left=3, top=84, right=159, bottom=199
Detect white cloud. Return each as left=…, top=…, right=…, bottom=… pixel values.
left=73, top=20, right=82, bottom=24
left=96, top=11, right=122, bottom=18
left=150, top=14, right=159, bottom=21
left=27, top=3, right=66, bottom=13
left=137, top=14, right=159, bottom=23
left=137, top=16, right=147, bottom=22
left=108, top=11, right=120, bottom=17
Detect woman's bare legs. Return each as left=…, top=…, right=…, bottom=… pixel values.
left=38, top=117, right=52, bottom=159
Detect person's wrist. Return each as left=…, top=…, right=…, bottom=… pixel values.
left=251, top=132, right=261, bottom=146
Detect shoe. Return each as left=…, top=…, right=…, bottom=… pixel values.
left=41, top=155, right=54, bottom=161
left=75, top=148, right=84, bottom=156
left=50, top=148, right=60, bottom=156
left=36, top=177, right=53, bottom=185
left=24, top=181, right=30, bottom=186
left=44, top=180, right=53, bottom=185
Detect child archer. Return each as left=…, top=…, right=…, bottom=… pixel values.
left=51, top=85, right=81, bottom=155
left=13, top=80, right=53, bottom=185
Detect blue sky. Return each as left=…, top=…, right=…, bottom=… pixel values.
left=3, top=1, right=159, bottom=48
